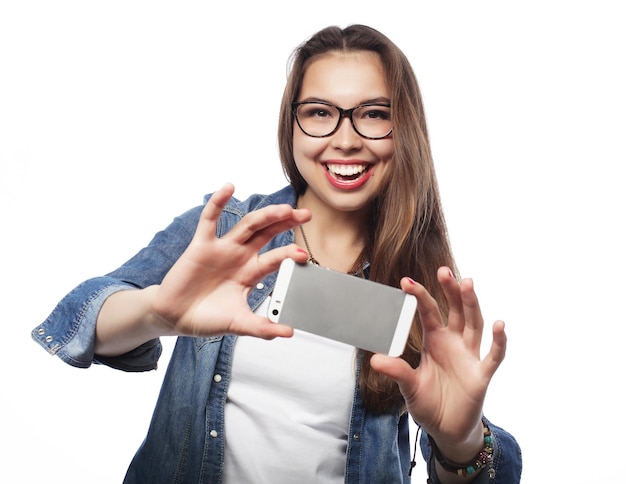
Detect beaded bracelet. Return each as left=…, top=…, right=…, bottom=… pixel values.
left=428, top=422, right=493, bottom=477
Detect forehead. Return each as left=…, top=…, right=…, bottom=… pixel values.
left=299, top=51, right=388, bottom=103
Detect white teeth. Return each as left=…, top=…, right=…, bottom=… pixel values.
left=326, top=163, right=367, bottom=177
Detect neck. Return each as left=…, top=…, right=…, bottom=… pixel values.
left=295, top=191, right=370, bottom=273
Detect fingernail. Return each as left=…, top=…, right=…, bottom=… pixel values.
left=406, top=277, right=417, bottom=284
left=296, top=248, right=308, bottom=255
left=448, top=269, right=456, bottom=280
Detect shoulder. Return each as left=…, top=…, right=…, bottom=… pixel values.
left=203, top=185, right=297, bottom=218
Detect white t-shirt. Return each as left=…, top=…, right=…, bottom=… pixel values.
left=223, top=298, right=357, bottom=483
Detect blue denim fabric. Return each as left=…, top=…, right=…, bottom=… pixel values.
left=32, top=185, right=522, bottom=483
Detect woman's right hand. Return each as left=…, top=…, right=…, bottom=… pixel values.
left=95, top=183, right=311, bottom=356
left=151, top=183, right=311, bottom=339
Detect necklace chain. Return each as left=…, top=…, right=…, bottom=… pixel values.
left=299, top=225, right=320, bottom=265
left=298, top=225, right=366, bottom=277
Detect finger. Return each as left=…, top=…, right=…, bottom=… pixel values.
left=228, top=205, right=311, bottom=249
left=256, top=244, right=309, bottom=276
left=459, top=278, right=485, bottom=352
left=246, top=209, right=312, bottom=251
left=400, top=277, right=444, bottom=332
left=225, top=294, right=296, bottom=340
left=482, top=320, right=507, bottom=379
left=255, top=318, right=295, bottom=340
left=437, top=266, right=464, bottom=333
left=196, top=183, right=236, bottom=240
left=370, top=353, right=416, bottom=386
left=231, top=312, right=295, bottom=340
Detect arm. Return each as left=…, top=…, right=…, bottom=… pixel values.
left=94, top=183, right=311, bottom=356
left=371, top=268, right=521, bottom=483
left=94, top=285, right=170, bottom=356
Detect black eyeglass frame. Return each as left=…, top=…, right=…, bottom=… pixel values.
left=291, top=101, right=393, bottom=140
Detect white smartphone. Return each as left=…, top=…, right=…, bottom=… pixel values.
left=268, top=258, right=417, bottom=357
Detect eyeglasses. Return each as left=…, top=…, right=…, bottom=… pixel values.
left=292, top=101, right=392, bottom=140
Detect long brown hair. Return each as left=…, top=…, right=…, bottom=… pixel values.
left=278, top=25, right=457, bottom=414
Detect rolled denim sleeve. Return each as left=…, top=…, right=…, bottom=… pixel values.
left=31, top=277, right=161, bottom=371
left=31, top=201, right=207, bottom=371
left=420, top=417, right=522, bottom=483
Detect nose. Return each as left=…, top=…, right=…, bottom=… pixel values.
left=330, top=116, right=363, bottom=151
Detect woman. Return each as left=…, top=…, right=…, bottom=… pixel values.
left=33, top=25, right=522, bottom=483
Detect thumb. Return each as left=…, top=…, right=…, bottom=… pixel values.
left=370, top=353, right=414, bottom=384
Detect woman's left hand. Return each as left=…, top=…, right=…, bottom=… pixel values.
left=370, top=267, right=507, bottom=463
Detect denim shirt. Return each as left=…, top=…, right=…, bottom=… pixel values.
left=32, top=185, right=522, bottom=483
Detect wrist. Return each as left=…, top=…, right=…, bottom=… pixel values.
left=431, top=420, right=485, bottom=464
left=144, top=285, right=179, bottom=337
left=429, top=420, right=493, bottom=479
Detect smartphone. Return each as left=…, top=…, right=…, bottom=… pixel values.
left=268, top=258, right=417, bottom=356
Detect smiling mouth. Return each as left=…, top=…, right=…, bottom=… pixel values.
left=325, top=163, right=370, bottom=181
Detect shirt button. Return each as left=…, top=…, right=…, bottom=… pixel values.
left=353, top=434, right=360, bottom=441
left=210, top=430, right=218, bottom=438
left=37, top=328, right=45, bottom=335
left=256, top=282, right=264, bottom=290
left=45, top=336, right=53, bottom=343
left=213, top=374, right=222, bottom=383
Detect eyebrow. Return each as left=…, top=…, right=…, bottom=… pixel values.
left=297, top=96, right=391, bottom=106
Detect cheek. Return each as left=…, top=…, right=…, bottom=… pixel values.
left=293, top=130, right=326, bottom=161
left=371, top=141, right=395, bottom=180
left=370, top=139, right=394, bottom=163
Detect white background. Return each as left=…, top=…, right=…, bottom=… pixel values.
left=1, top=1, right=624, bottom=483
